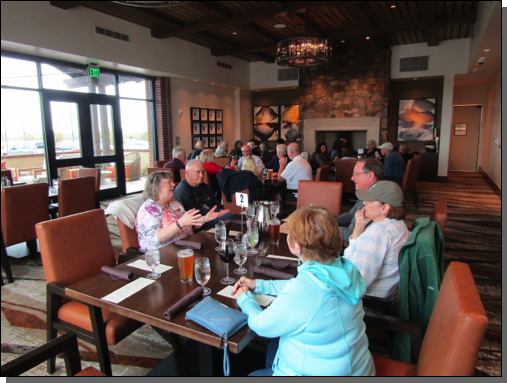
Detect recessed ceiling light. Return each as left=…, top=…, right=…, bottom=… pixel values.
left=484, top=49, right=490, bottom=52
left=366, top=36, right=370, bottom=40
left=479, top=56, right=486, bottom=60
left=232, top=32, right=237, bottom=35
left=341, top=40, right=345, bottom=43
left=274, top=24, right=286, bottom=29
left=390, top=5, right=396, bottom=8
left=211, top=83, right=215, bottom=85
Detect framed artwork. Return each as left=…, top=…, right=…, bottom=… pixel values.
left=193, top=136, right=200, bottom=149
left=201, top=122, right=208, bottom=135
left=191, top=108, right=200, bottom=121
left=210, top=136, right=216, bottom=147
left=208, top=110, right=215, bottom=121
left=216, top=110, right=223, bottom=122
left=280, top=105, right=300, bottom=141
left=192, top=122, right=200, bottom=135
left=253, top=105, right=279, bottom=141
left=398, top=98, right=436, bottom=141
left=209, top=123, right=216, bottom=134
left=217, top=123, right=223, bottom=134
left=217, top=135, right=223, bottom=146
left=202, top=136, right=209, bottom=148
left=454, top=123, right=467, bottom=136
left=200, top=109, right=208, bottom=121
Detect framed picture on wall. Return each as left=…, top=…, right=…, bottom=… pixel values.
left=216, top=123, right=223, bottom=134
left=210, top=136, right=216, bottom=147
left=192, top=122, right=200, bottom=135
left=217, top=135, right=223, bottom=146
left=216, top=110, right=223, bottom=121
left=397, top=98, right=436, bottom=141
left=191, top=108, right=200, bottom=121
left=202, top=136, right=209, bottom=148
left=200, top=109, right=208, bottom=121
left=209, top=123, right=216, bottom=134
left=201, top=122, right=208, bottom=135
left=208, top=110, right=215, bottom=121
left=280, top=105, right=300, bottom=141
left=253, top=105, right=279, bottom=141
left=193, top=136, right=200, bottom=149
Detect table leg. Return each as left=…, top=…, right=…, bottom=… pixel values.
left=88, top=305, right=112, bottom=376
left=198, top=342, right=215, bottom=376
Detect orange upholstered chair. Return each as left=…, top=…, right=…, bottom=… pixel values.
left=366, top=262, right=488, bottom=376
left=222, top=189, right=249, bottom=215
left=214, top=157, right=230, bottom=168
left=297, top=180, right=343, bottom=216
left=147, top=167, right=174, bottom=177
left=314, top=165, right=331, bottom=182
left=1, top=183, right=49, bottom=285
left=77, top=167, right=101, bottom=208
left=155, top=160, right=171, bottom=168
left=1, top=169, right=14, bottom=186
left=402, top=156, right=422, bottom=208
left=430, top=200, right=448, bottom=234
left=334, top=159, right=357, bottom=194
left=180, top=168, right=186, bottom=181
left=58, top=177, right=96, bottom=217
left=36, top=209, right=143, bottom=375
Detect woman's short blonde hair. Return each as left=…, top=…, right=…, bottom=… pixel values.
left=143, top=171, right=173, bottom=202
left=199, top=149, right=215, bottom=163
left=242, top=157, right=258, bottom=172
left=399, top=142, right=412, bottom=154
left=286, top=206, right=343, bottom=264
left=367, top=139, right=377, bottom=147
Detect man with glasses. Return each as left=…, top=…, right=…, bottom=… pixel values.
left=237, top=144, right=263, bottom=170
left=174, top=159, right=232, bottom=230
left=336, top=158, right=384, bottom=242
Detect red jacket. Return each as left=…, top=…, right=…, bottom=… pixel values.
left=203, top=162, right=223, bottom=176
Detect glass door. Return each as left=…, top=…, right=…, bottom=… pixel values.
left=42, top=90, right=125, bottom=199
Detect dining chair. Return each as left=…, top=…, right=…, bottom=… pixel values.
left=104, top=194, right=144, bottom=252
left=402, top=156, right=422, bottom=208
left=429, top=199, right=448, bottom=234
left=297, top=181, right=343, bottom=216
left=1, top=169, right=14, bottom=186
left=180, top=168, right=186, bottom=182
left=35, top=209, right=143, bottom=376
left=155, top=160, right=171, bottom=168
left=147, top=167, right=174, bottom=177
left=314, top=165, right=331, bottom=182
left=77, top=167, right=101, bottom=208
left=202, top=169, right=211, bottom=188
left=366, top=262, right=488, bottom=376
left=1, top=183, right=49, bottom=285
left=214, top=157, right=230, bottom=168
left=58, top=176, right=96, bottom=218
left=221, top=189, right=249, bottom=215
left=334, top=159, right=358, bottom=194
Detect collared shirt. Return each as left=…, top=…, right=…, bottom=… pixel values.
left=238, top=154, right=263, bottom=170
left=280, top=155, right=312, bottom=190
left=343, top=218, right=409, bottom=300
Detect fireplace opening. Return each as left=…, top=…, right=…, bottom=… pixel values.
left=315, top=130, right=367, bottom=157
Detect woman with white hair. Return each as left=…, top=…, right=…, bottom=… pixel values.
left=365, top=139, right=379, bottom=158
left=265, top=144, right=290, bottom=174
left=214, top=141, right=229, bottom=157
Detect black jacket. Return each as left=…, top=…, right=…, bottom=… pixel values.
left=216, top=169, right=262, bottom=203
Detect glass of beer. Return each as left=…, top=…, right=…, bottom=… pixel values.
left=268, top=169, right=273, bottom=179
left=269, top=218, right=281, bottom=246
left=177, top=249, right=194, bottom=283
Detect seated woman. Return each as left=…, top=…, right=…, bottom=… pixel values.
left=214, top=145, right=227, bottom=158
left=200, top=149, right=224, bottom=176
left=313, top=142, right=335, bottom=170
left=364, top=139, right=379, bottom=158
left=343, top=181, right=410, bottom=300
left=330, top=139, right=343, bottom=160
left=232, top=206, right=375, bottom=376
left=398, top=142, right=413, bottom=164
left=135, top=171, right=224, bottom=250
left=242, top=157, right=265, bottom=186
left=228, top=140, right=243, bottom=159
left=265, top=144, right=290, bottom=174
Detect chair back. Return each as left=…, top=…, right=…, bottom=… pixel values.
left=147, top=167, right=174, bottom=177
left=214, top=157, right=230, bottom=168
left=155, top=160, right=170, bottom=168
left=334, top=159, right=357, bottom=193
left=417, top=262, right=488, bottom=376
left=261, top=154, right=275, bottom=165
left=202, top=169, right=211, bottom=188
left=297, top=181, right=343, bottom=216
left=430, top=200, right=447, bottom=233
left=315, top=165, right=330, bottom=182
left=58, top=177, right=96, bottom=217
left=1, top=183, right=49, bottom=247
left=77, top=167, right=101, bottom=194
left=125, top=152, right=141, bottom=181
left=36, top=209, right=116, bottom=286
left=402, top=156, right=421, bottom=193
left=221, top=189, right=249, bottom=215
left=1, top=169, right=14, bottom=186
left=104, top=195, right=144, bottom=253
left=180, top=168, right=186, bottom=181
left=118, top=219, right=140, bottom=252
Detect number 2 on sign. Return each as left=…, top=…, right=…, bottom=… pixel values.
left=235, top=192, right=248, bottom=207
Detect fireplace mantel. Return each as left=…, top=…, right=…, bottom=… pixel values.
left=303, top=117, right=380, bottom=152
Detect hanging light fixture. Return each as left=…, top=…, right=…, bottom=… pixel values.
left=276, top=26, right=331, bottom=67
left=113, top=1, right=190, bottom=7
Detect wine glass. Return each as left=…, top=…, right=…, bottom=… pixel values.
left=145, top=250, right=161, bottom=279
left=218, top=237, right=235, bottom=285
left=245, top=205, right=256, bottom=221
left=246, top=224, right=259, bottom=255
left=270, top=201, right=280, bottom=219
left=195, top=257, right=211, bottom=295
left=255, top=245, right=268, bottom=267
left=234, top=241, right=248, bottom=274
left=215, top=223, right=226, bottom=251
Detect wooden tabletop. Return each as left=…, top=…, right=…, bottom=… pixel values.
left=65, top=222, right=297, bottom=354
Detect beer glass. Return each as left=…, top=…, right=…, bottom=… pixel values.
left=177, top=249, right=194, bottom=283
left=269, top=218, right=281, bottom=246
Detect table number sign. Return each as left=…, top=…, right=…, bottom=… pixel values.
left=235, top=192, right=248, bottom=208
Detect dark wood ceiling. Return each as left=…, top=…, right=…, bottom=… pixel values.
left=50, top=1, right=479, bottom=63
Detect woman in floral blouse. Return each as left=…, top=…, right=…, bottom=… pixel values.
left=136, top=171, right=228, bottom=250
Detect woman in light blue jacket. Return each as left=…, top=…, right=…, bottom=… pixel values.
left=233, top=206, right=375, bottom=376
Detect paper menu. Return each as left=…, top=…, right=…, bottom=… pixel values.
left=127, top=259, right=173, bottom=273
left=216, top=286, right=276, bottom=307
left=101, top=277, right=155, bottom=304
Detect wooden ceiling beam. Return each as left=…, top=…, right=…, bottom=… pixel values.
left=418, top=1, right=439, bottom=46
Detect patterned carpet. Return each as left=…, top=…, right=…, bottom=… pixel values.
left=0, top=171, right=501, bottom=376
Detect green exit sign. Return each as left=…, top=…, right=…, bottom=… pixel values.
left=88, top=66, right=100, bottom=78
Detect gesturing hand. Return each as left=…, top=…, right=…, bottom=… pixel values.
left=204, top=206, right=230, bottom=223
left=179, top=209, right=203, bottom=227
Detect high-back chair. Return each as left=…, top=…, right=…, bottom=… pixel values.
left=430, top=200, right=448, bottom=234
left=297, top=181, right=343, bottom=216
left=214, top=157, right=230, bottom=168
left=155, top=160, right=170, bottom=168
left=1, top=169, right=14, bottom=186
left=147, top=167, right=174, bottom=177
left=314, top=165, right=331, bottom=182
left=58, top=176, right=96, bottom=217
left=180, top=168, right=186, bottom=182
left=221, top=189, right=249, bottom=215
left=1, top=183, right=49, bottom=285
left=334, top=159, right=357, bottom=194
left=104, top=195, right=144, bottom=252
left=402, top=156, right=422, bottom=208
left=77, top=167, right=101, bottom=208
left=35, top=209, right=143, bottom=376
left=202, top=169, right=211, bottom=188
left=367, top=262, right=488, bottom=376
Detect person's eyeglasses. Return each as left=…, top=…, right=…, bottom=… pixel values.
left=352, top=171, right=370, bottom=177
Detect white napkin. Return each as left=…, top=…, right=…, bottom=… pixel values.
left=216, top=286, right=276, bottom=307
left=127, top=259, right=173, bottom=273
left=101, top=277, right=155, bottom=304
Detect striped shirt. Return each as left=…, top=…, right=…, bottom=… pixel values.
left=343, top=219, right=409, bottom=300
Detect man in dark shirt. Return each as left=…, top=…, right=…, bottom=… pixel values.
left=190, top=141, right=204, bottom=160
left=378, top=142, right=406, bottom=187
left=162, top=147, right=186, bottom=182
left=173, top=159, right=232, bottom=230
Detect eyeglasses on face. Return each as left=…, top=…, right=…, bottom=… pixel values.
left=352, top=171, right=370, bottom=177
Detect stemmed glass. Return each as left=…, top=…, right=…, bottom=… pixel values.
left=255, top=245, right=268, bottom=267
left=145, top=250, right=161, bottom=280
left=195, top=257, right=211, bottom=295
left=218, top=237, right=235, bottom=285
left=234, top=241, right=248, bottom=274
left=215, top=223, right=226, bottom=251
left=245, top=205, right=256, bottom=221
left=246, top=223, right=259, bottom=255
left=270, top=201, right=280, bottom=219
left=219, top=218, right=230, bottom=236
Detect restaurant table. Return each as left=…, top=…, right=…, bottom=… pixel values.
left=65, top=222, right=297, bottom=376
left=263, top=177, right=285, bottom=201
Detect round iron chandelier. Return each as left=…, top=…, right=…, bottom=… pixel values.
left=276, top=35, right=331, bottom=67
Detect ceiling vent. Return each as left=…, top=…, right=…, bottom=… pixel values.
left=217, top=61, right=232, bottom=70
left=400, top=56, right=429, bottom=72
left=95, top=26, right=130, bottom=42
left=278, top=68, right=299, bottom=81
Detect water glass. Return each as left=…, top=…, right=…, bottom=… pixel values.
left=234, top=241, right=248, bottom=274
left=145, top=250, right=161, bottom=280
left=195, top=257, right=211, bottom=295
left=247, top=224, right=259, bottom=255
left=215, top=223, right=226, bottom=251
left=245, top=205, right=256, bottom=221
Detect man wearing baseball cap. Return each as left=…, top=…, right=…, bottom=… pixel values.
left=343, top=181, right=409, bottom=300
left=378, top=142, right=406, bottom=187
